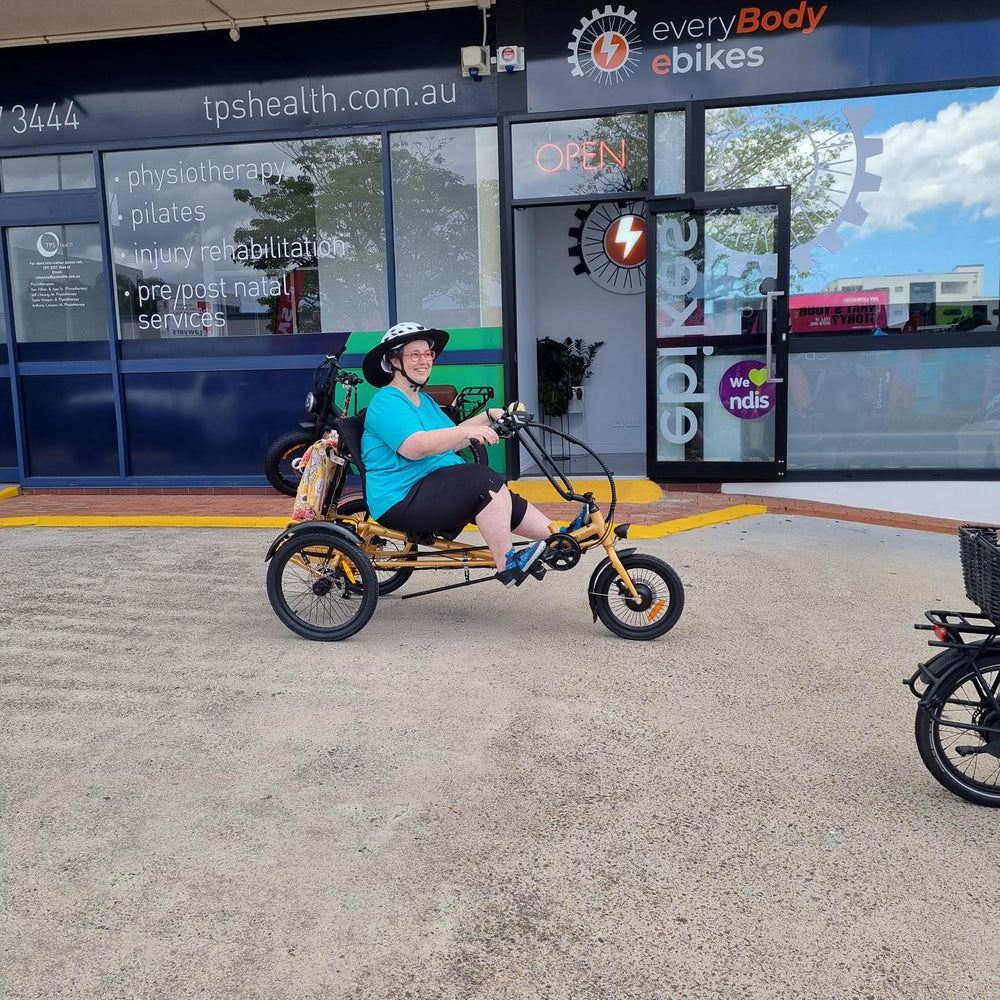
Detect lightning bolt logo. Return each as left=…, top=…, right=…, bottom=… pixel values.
left=593, top=32, right=626, bottom=71
left=613, top=216, right=642, bottom=260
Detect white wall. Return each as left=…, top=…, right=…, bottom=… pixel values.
left=513, top=204, right=645, bottom=454
left=725, top=480, right=999, bottom=523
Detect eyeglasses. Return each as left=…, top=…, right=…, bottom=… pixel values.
left=402, top=350, right=436, bottom=362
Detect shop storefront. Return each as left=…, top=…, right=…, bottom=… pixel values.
left=1, top=0, right=999, bottom=506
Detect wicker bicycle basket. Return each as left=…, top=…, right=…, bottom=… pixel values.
left=959, top=525, right=1000, bottom=623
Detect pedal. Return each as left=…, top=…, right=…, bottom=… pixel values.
left=528, top=561, right=547, bottom=581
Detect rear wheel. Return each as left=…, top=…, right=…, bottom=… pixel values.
left=264, top=429, right=315, bottom=496
left=914, top=651, right=1000, bottom=806
left=592, top=553, right=684, bottom=640
left=335, top=497, right=415, bottom=595
left=267, top=530, right=378, bottom=641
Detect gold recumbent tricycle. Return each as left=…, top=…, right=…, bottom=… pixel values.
left=265, top=404, right=685, bottom=642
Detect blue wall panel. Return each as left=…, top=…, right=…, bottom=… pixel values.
left=21, top=373, right=119, bottom=477
left=124, top=368, right=316, bottom=477
left=0, top=375, right=17, bottom=470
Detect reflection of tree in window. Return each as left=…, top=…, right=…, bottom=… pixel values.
left=706, top=106, right=854, bottom=281
left=391, top=132, right=497, bottom=324
left=231, top=136, right=387, bottom=332
left=568, top=114, right=648, bottom=195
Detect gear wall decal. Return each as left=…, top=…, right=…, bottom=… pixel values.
left=706, top=102, right=883, bottom=276
left=567, top=5, right=642, bottom=84
left=568, top=200, right=646, bottom=295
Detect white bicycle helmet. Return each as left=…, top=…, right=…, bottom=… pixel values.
left=362, top=321, right=450, bottom=387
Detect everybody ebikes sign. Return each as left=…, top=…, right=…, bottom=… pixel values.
left=529, top=0, right=870, bottom=110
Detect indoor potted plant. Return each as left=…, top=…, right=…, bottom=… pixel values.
left=536, top=336, right=605, bottom=417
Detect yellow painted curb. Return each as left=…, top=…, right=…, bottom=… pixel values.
left=0, top=504, right=767, bottom=537
left=0, top=485, right=20, bottom=501
left=0, top=515, right=288, bottom=529
left=509, top=478, right=663, bottom=504
left=622, top=504, right=768, bottom=538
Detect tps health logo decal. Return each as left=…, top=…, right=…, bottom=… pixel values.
left=568, top=6, right=643, bottom=83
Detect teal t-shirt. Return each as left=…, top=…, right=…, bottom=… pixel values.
left=361, top=386, right=464, bottom=520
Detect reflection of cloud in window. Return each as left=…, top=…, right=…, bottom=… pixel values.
left=857, top=88, right=1000, bottom=235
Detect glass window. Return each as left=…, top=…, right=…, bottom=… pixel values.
left=511, top=114, right=648, bottom=200
left=656, top=346, right=776, bottom=464
left=1, top=154, right=95, bottom=191
left=5, top=224, right=110, bottom=360
left=706, top=87, right=1000, bottom=339
left=390, top=127, right=501, bottom=328
left=103, top=137, right=388, bottom=352
left=653, top=111, right=685, bottom=195
left=789, top=345, right=1000, bottom=470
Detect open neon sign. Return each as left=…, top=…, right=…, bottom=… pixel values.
left=534, top=139, right=627, bottom=173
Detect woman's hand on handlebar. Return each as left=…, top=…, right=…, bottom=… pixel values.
left=467, top=425, right=500, bottom=446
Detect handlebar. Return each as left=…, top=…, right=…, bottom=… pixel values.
left=489, top=405, right=533, bottom=438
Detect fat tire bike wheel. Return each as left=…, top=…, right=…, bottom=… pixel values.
left=336, top=497, right=415, bottom=596
left=267, top=529, right=378, bottom=641
left=592, top=553, right=684, bottom=640
left=264, top=429, right=315, bottom=496
left=914, top=649, right=1000, bottom=807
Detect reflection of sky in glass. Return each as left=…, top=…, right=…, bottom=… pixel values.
left=711, top=86, right=1000, bottom=302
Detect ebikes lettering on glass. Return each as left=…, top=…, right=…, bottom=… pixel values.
left=656, top=211, right=711, bottom=338
left=657, top=344, right=714, bottom=454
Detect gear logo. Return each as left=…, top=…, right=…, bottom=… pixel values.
left=569, top=201, right=646, bottom=295
left=568, top=6, right=642, bottom=84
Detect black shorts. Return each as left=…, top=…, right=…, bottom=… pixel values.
left=378, top=463, right=528, bottom=535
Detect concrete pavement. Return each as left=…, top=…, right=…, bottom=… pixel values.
left=1, top=515, right=996, bottom=999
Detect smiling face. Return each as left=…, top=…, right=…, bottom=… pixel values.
left=390, top=338, right=435, bottom=382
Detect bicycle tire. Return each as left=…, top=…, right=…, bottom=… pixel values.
left=591, top=553, right=684, bottom=640
left=264, top=429, right=315, bottom=496
left=914, top=649, right=1000, bottom=807
left=267, top=529, right=378, bottom=641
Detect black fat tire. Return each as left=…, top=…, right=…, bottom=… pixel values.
left=264, top=429, right=315, bottom=496
left=914, top=650, right=1000, bottom=807
left=592, top=553, right=684, bottom=640
left=335, top=497, right=414, bottom=596
left=267, top=530, right=378, bottom=641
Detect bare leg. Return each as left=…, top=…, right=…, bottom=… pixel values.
left=475, top=488, right=514, bottom=565
left=513, top=502, right=558, bottom=540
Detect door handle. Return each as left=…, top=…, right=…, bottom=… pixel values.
left=765, top=289, right=785, bottom=384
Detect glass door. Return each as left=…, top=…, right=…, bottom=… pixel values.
left=646, top=187, right=791, bottom=481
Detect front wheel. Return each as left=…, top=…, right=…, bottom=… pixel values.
left=264, top=429, right=315, bottom=496
left=267, top=529, right=378, bottom=641
left=591, top=553, right=684, bottom=640
left=914, top=650, right=1000, bottom=807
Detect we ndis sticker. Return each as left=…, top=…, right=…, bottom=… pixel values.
left=719, top=360, right=774, bottom=419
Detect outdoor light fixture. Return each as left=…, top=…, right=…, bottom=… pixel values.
left=228, top=20, right=240, bottom=41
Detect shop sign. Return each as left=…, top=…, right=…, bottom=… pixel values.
left=528, top=0, right=1000, bottom=113
left=0, top=11, right=494, bottom=147
left=790, top=289, right=888, bottom=333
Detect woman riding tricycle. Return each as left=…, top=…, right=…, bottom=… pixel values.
left=265, top=322, right=685, bottom=641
